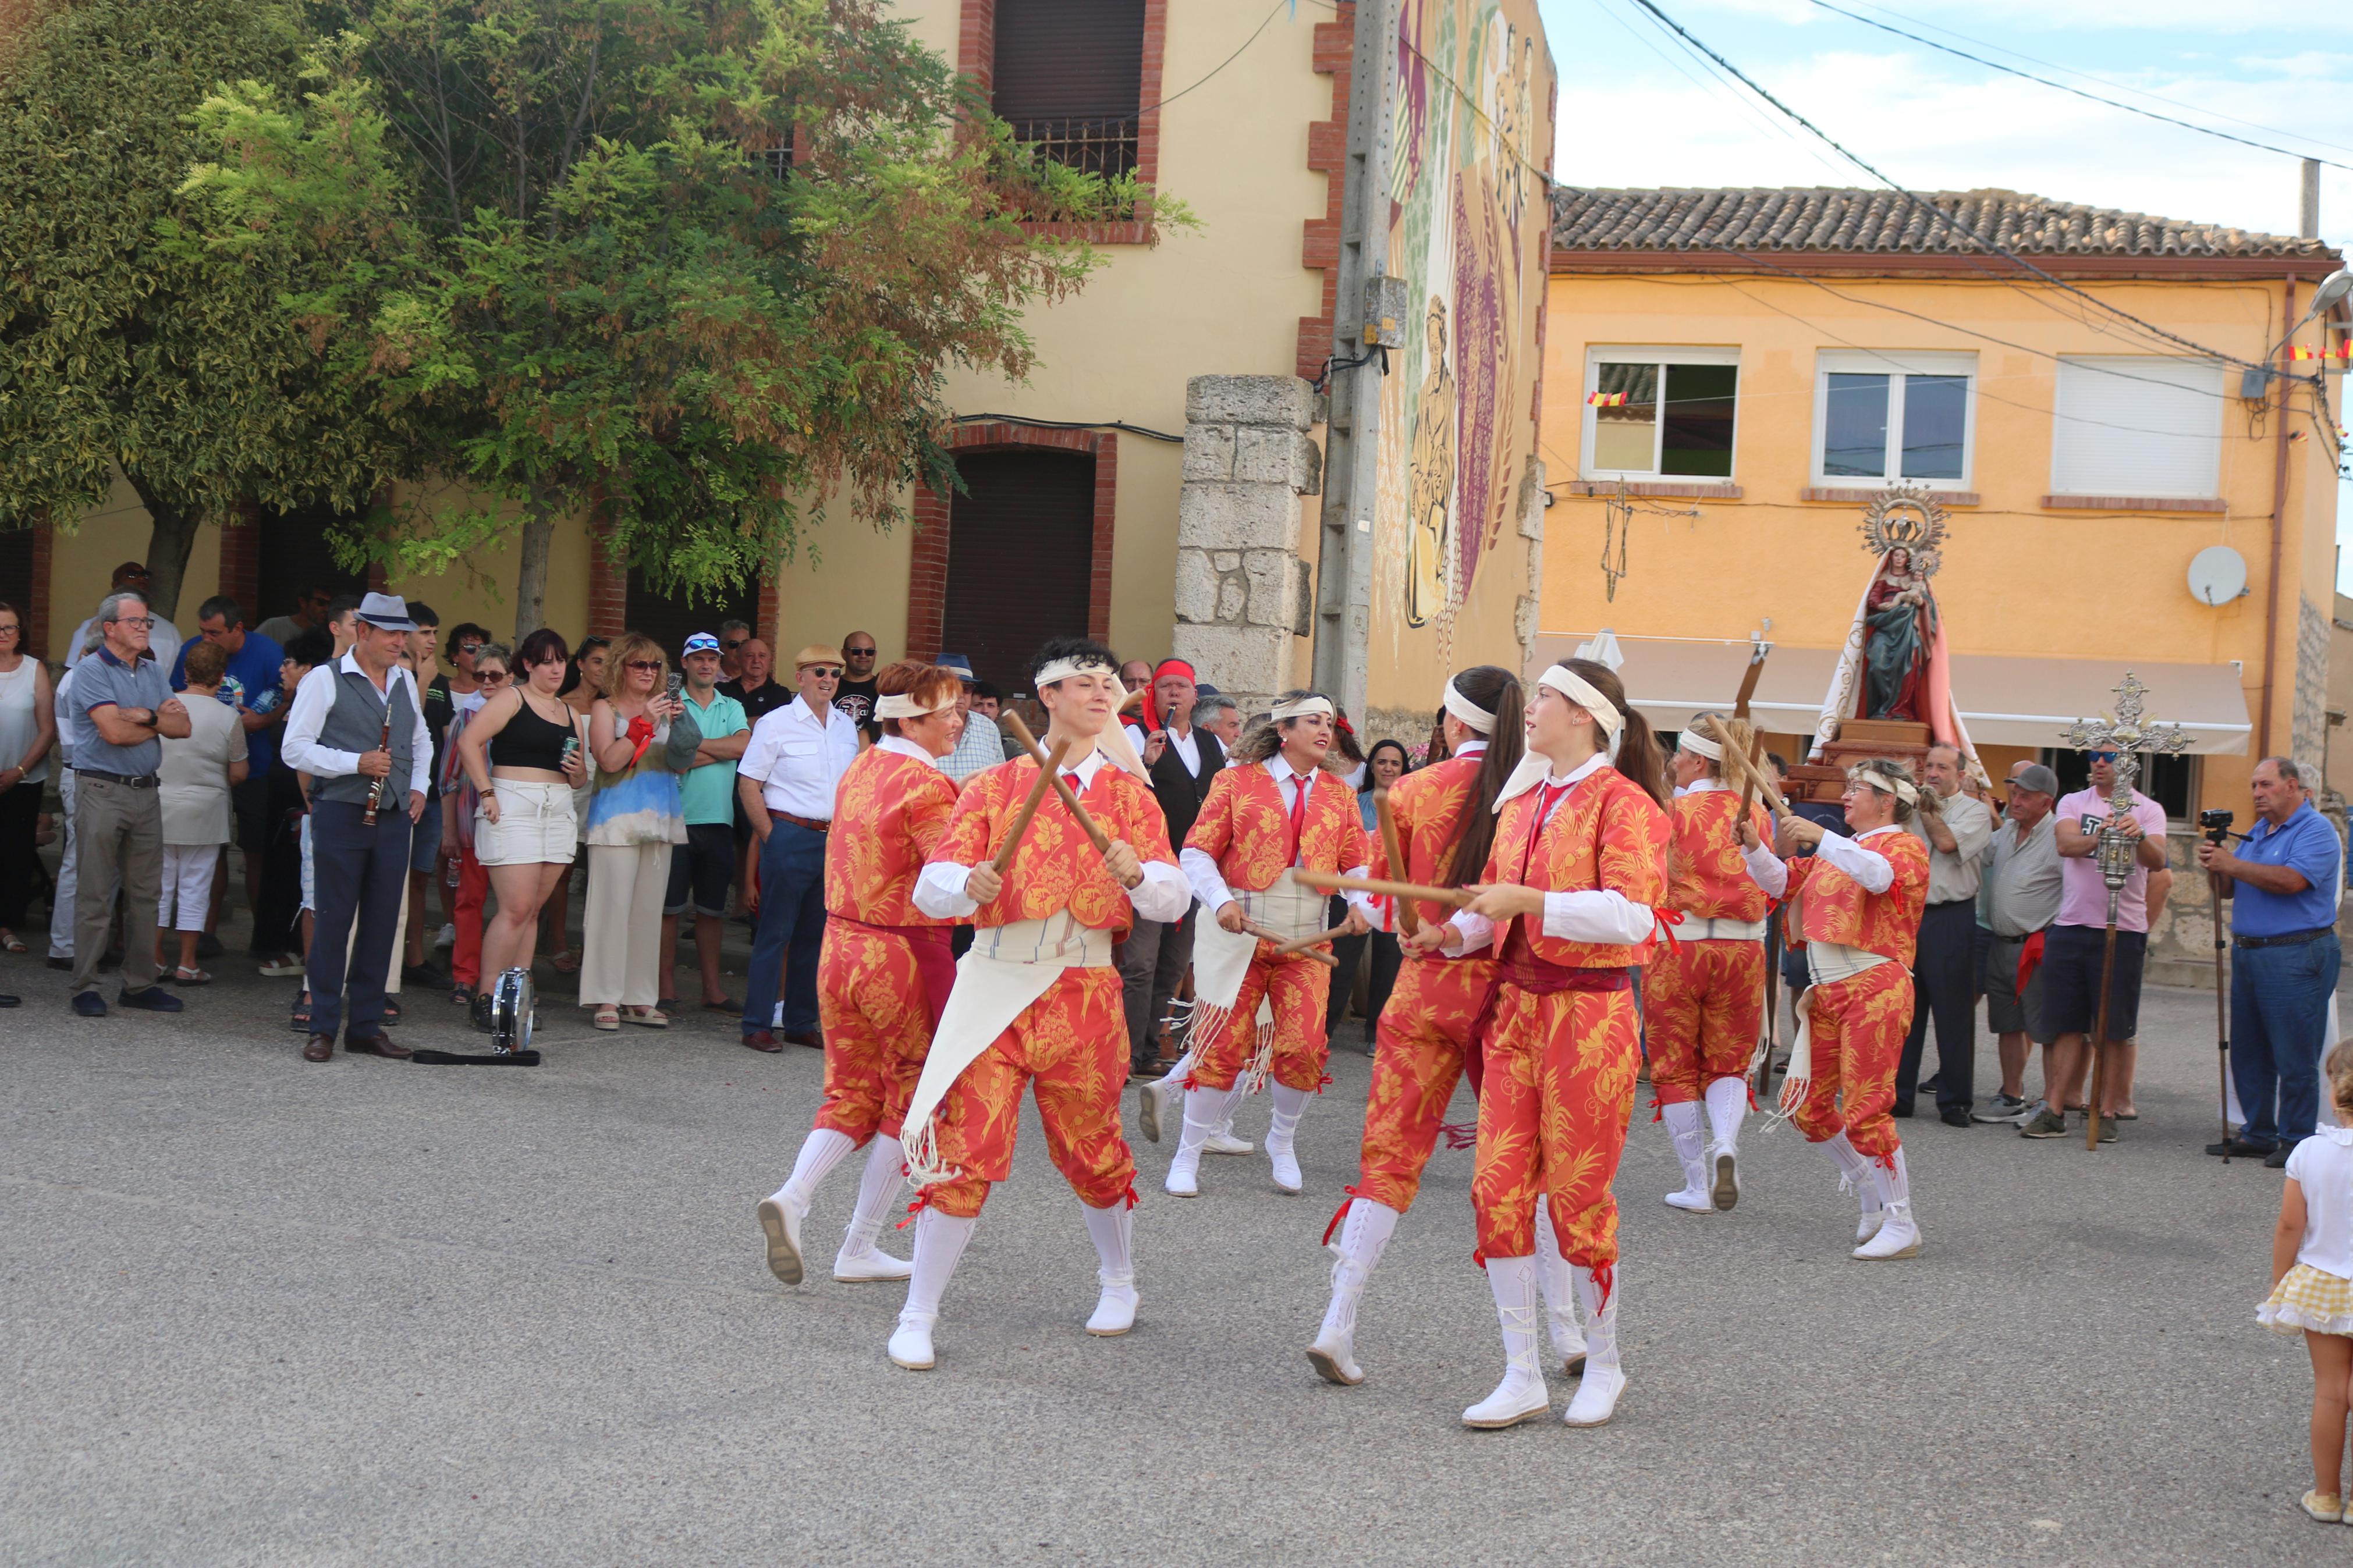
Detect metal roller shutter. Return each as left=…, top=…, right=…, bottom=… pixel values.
left=941, top=448, right=1096, bottom=694
left=625, top=568, right=759, bottom=664
left=991, top=0, right=1145, bottom=121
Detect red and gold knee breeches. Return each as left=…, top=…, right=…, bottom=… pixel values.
left=1353, top=955, right=1497, bottom=1214
left=1645, top=937, right=1764, bottom=1104
left=1471, top=985, right=1641, bottom=1271
left=927, top=966, right=1134, bottom=1218
left=1192, top=950, right=1330, bottom=1094
left=814, top=918, right=934, bottom=1143
left=1791, top=961, right=1914, bottom=1161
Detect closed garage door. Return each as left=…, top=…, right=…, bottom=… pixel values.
left=941, top=449, right=1095, bottom=694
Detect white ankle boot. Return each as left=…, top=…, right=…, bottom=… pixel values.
left=833, top=1139, right=913, bottom=1282
left=1205, top=1117, right=1254, bottom=1155
left=1309, top=1197, right=1398, bottom=1385
left=1082, top=1201, right=1139, bottom=1334
left=1137, top=1048, right=1197, bottom=1143
left=1661, top=1101, right=1712, bottom=1213
left=1534, top=1205, right=1588, bottom=1375
left=1703, top=1076, right=1746, bottom=1211
left=1266, top=1084, right=1308, bottom=1194
left=889, top=1208, right=976, bottom=1370
left=1852, top=1147, right=1921, bottom=1260
left=1822, top=1131, right=1883, bottom=1243
left=1461, top=1256, right=1551, bottom=1428
left=1164, top=1085, right=1230, bottom=1196
left=1562, top=1264, right=1624, bottom=1427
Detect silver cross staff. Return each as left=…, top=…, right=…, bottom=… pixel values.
left=2058, top=673, right=2191, bottom=1149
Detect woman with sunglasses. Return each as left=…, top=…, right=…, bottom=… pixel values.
left=579, top=632, right=700, bottom=1029
left=456, top=628, right=588, bottom=1031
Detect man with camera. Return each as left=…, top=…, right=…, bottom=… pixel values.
left=2201, top=757, right=2344, bottom=1167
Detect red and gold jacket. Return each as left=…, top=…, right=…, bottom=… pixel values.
left=1667, top=785, right=1776, bottom=922
left=1184, top=760, right=1368, bottom=888
left=931, top=755, right=1177, bottom=933
left=1784, top=827, right=1930, bottom=966
left=825, top=745, right=959, bottom=928
left=1478, top=766, right=1670, bottom=970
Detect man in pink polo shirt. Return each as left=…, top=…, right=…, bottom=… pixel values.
left=2019, top=750, right=2168, bottom=1140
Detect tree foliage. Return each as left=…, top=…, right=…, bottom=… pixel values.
left=0, top=0, right=413, bottom=619
left=189, top=0, right=1169, bottom=636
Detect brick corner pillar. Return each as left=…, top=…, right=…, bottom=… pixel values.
left=218, top=499, right=262, bottom=624
left=585, top=527, right=627, bottom=640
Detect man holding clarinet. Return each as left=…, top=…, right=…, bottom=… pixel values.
left=282, top=594, right=433, bottom=1062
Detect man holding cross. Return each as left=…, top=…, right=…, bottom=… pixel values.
left=885, top=638, right=1188, bottom=1371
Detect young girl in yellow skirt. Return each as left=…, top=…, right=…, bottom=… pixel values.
left=2262, top=1040, right=2353, bottom=1522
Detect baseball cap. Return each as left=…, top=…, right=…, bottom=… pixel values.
left=682, top=632, right=721, bottom=656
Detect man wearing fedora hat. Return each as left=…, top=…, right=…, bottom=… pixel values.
left=281, top=593, right=433, bottom=1062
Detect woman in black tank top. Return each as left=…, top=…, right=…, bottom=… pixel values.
left=454, top=628, right=588, bottom=995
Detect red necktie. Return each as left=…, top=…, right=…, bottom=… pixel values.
left=1284, top=770, right=1310, bottom=866
left=1518, top=781, right=1571, bottom=883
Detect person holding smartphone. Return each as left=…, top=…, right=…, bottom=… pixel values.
left=579, top=632, right=701, bottom=1030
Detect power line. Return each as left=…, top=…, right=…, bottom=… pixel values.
left=1806, top=0, right=2353, bottom=174
left=1143, top=0, right=1293, bottom=116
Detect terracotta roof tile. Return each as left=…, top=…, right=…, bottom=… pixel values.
left=1550, top=186, right=2339, bottom=262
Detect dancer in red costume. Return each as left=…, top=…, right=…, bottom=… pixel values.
left=1162, top=691, right=1370, bottom=1198
left=1414, top=659, right=1671, bottom=1430
left=885, top=638, right=1188, bottom=1370
left=1651, top=714, right=1782, bottom=1214
left=757, top=661, right=963, bottom=1287
left=1309, top=666, right=1584, bottom=1386
left=1745, top=759, right=1932, bottom=1260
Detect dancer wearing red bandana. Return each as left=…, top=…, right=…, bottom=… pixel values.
left=1415, top=658, right=1670, bottom=1430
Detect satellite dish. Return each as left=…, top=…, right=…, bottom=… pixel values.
left=2187, top=546, right=2248, bottom=607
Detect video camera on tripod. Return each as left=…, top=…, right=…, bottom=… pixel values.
left=2198, top=807, right=2243, bottom=845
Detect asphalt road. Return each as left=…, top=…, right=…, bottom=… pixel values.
left=1, top=937, right=2341, bottom=1566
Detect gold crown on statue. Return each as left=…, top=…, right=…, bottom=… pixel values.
left=1857, top=484, right=1949, bottom=578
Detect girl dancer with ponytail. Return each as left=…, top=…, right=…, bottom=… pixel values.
left=1415, top=659, right=1670, bottom=1430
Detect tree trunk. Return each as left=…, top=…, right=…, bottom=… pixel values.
left=125, top=473, right=204, bottom=624
left=513, top=502, right=557, bottom=642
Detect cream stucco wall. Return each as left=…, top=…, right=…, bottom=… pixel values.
left=45, top=473, right=218, bottom=658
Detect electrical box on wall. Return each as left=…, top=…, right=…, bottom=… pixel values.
left=1361, top=275, right=1408, bottom=349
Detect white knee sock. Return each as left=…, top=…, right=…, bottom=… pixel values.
left=774, top=1126, right=857, bottom=1207
left=1533, top=1203, right=1584, bottom=1354
left=1081, top=1201, right=1135, bottom=1290
left=1486, top=1255, right=1543, bottom=1379
left=1703, top=1075, right=1748, bottom=1152
left=1662, top=1100, right=1708, bottom=1192
left=903, top=1208, right=977, bottom=1320
left=1266, top=1082, right=1311, bottom=1154
left=1875, top=1145, right=1912, bottom=1210
left=838, top=1138, right=906, bottom=1260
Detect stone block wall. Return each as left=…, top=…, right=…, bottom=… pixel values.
left=1172, top=375, right=1319, bottom=720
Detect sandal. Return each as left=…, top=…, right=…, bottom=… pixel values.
left=621, top=1007, right=669, bottom=1029
left=289, top=995, right=312, bottom=1032
left=551, top=950, right=581, bottom=974
left=0, top=930, right=26, bottom=954
left=171, top=966, right=212, bottom=986
left=592, top=1006, right=621, bottom=1031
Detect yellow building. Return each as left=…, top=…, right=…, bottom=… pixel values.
left=1536, top=187, right=2347, bottom=813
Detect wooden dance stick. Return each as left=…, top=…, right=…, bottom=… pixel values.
left=1293, top=868, right=1475, bottom=909
left=1708, top=723, right=1790, bottom=817
left=1268, top=925, right=1350, bottom=961
left=991, top=735, right=1074, bottom=873
left=1372, top=788, right=1422, bottom=938
left=1001, top=712, right=1113, bottom=854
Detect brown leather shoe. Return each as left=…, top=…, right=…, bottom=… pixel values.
left=783, top=1029, right=824, bottom=1050
left=741, top=1030, right=783, bottom=1053
left=302, top=1033, right=335, bottom=1062
left=345, top=1031, right=412, bottom=1060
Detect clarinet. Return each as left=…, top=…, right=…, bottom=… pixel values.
left=361, top=709, right=393, bottom=827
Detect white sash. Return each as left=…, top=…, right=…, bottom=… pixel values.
left=1680, top=915, right=1766, bottom=942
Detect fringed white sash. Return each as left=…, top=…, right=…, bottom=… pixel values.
left=899, top=913, right=1115, bottom=1187
left=1173, top=870, right=1324, bottom=1093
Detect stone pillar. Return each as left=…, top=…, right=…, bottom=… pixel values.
left=1172, top=375, right=1319, bottom=719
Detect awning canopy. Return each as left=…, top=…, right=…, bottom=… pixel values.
left=1531, top=632, right=2252, bottom=756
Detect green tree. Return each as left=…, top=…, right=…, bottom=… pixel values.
left=189, top=0, right=1167, bottom=638
left=0, top=0, right=409, bottom=621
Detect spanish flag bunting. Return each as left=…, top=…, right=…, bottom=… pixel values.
left=1588, top=390, right=1630, bottom=406
left=2289, top=343, right=2352, bottom=361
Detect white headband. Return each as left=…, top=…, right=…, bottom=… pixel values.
left=1271, top=694, right=1335, bottom=721
left=1851, top=768, right=1920, bottom=806
left=1441, top=676, right=1496, bottom=735
left=1034, top=655, right=1116, bottom=687
left=1493, top=667, right=1630, bottom=810
left=1676, top=727, right=1723, bottom=761
left=876, top=691, right=954, bottom=720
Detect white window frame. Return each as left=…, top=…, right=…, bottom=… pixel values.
left=1809, top=349, right=1979, bottom=490
left=1580, top=344, right=1742, bottom=482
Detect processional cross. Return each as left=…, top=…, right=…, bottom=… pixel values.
left=2059, top=673, right=2190, bottom=1150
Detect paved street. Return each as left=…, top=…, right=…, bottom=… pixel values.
left=0, top=937, right=2340, bottom=1565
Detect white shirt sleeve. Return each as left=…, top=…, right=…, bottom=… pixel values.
left=914, top=860, right=977, bottom=920
left=1813, top=829, right=1894, bottom=894
left=404, top=671, right=432, bottom=795
left=1337, top=863, right=1379, bottom=922
left=1447, top=909, right=1496, bottom=955
left=1742, top=842, right=1790, bottom=898
left=279, top=666, right=357, bottom=779
left=1541, top=888, right=1658, bottom=944
left=1130, top=860, right=1193, bottom=924
left=1181, top=845, right=1234, bottom=912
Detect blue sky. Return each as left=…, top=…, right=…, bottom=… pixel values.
left=1532, top=0, right=2353, bottom=584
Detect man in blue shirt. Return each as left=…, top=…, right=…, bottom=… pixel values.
left=2201, top=756, right=2345, bottom=1166
left=171, top=596, right=283, bottom=950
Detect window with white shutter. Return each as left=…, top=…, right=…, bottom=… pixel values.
left=2050, top=356, right=2224, bottom=499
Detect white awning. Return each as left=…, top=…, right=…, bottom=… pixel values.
left=1532, top=633, right=2252, bottom=755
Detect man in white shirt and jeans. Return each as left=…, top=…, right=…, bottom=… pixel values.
left=736, top=643, right=858, bottom=1050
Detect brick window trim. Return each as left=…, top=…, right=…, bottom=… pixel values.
left=1296, top=4, right=1354, bottom=382
left=906, top=422, right=1117, bottom=663
left=964, top=0, right=1167, bottom=247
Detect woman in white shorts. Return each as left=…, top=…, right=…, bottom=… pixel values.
left=456, top=627, right=588, bottom=1029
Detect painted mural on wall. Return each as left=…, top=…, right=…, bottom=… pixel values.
left=1376, top=0, right=1552, bottom=684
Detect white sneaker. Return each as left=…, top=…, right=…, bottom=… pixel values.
left=1086, top=1282, right=1139, bottom=1336
left=1308, top=1324, right=1364, bottom=1385
left=888, top=1311, right=937, bottom=1369
left=1205, top=1129, right=1254, bottom=1155
left=1710, top=1144, right=1740, bottom=1212
left=1461, top=1370, right=1550, bottom=1428
left=1663, top=1181, right=1712, bottom=1213
left=1853, top=1201, right=1922, bottom=1260
left=755, top=1193, right=808, bottom=1286
left=1856, top=1200, right=1884, bottom=1245
left=1164, top=1151, right=1201, bottom=1197
left=1563, top=1362, right=1625, bottom=1427
left=1138, top=1076, right=1181, bottom=1143
left=832, top=1245, right=913, bottom=1283
left=1268, top=1146, right=1303, bottom=1194
left=433, top=922, right=455, bottom=951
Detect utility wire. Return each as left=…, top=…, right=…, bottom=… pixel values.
left=1807, top=0, right=2353, bottom=174
left=1143, top=0, right=1293, bottom=116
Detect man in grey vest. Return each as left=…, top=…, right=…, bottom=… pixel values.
left=282, top=593, right=432, bottom=1061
